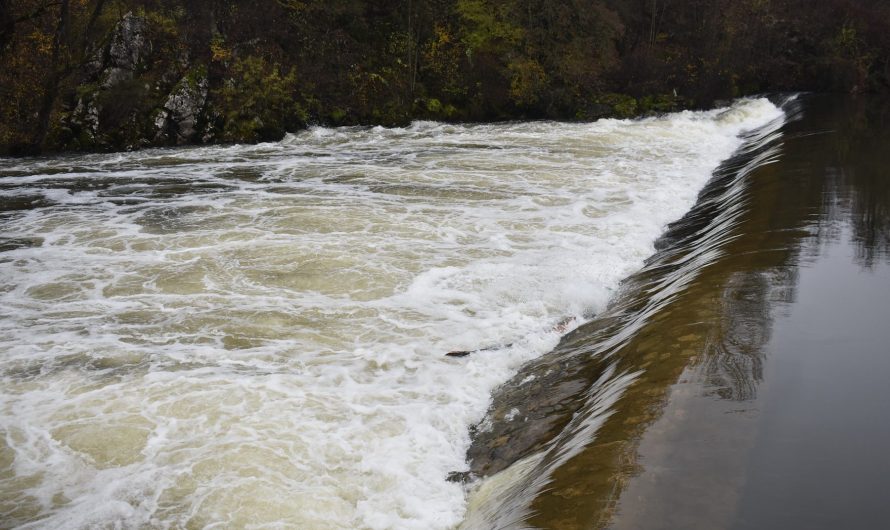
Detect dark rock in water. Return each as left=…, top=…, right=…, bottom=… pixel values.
left=447, top=470, right=475, bottom=483
left=553, top=316, right=576, bottom=333
left=451, top=316, right=605, bottom=475
left=465, top=316, right=619, bottom=477
left=0, top=237, right=43, bottom=252
left=446, top=343, right=508, bottom=358
left=0, top=196, right=53, bottom=212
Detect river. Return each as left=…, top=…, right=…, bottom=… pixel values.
left=4, top=95, right=873, bottom=529
left=459, top=94, right=890, bottom=530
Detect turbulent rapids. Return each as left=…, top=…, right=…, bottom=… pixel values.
left=0, top=99, right=784, bottom=529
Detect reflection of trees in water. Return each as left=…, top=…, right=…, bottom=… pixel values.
left=826, top=96, right=890, bottom=269
left=844, top=155, right=890, bottom=268
left=850, top=177, right=890, bottom=268
left=703, top=267, right=798, bottom=401
left=702, top=95, right=890, bottom=403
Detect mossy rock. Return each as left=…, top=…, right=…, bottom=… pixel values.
left=593, top=93, right=639, bottom=119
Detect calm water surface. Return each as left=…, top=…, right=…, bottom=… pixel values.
left=607, top=94, right=890, bottom=530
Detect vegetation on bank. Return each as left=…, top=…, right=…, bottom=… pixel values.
left=1, top=0, right=888, bottom=154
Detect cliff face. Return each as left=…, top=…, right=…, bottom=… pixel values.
left=1, top=0, right=888, bottom=155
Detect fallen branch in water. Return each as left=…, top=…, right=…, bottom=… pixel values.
left=445, top=316, right=577, bottom=357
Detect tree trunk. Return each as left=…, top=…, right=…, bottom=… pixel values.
left=32, top=0, right=70, bottom=152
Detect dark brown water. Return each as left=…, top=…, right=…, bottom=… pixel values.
left=607, top=95, right=890, bottom=529
left=464, top=94, right=890, bottom=529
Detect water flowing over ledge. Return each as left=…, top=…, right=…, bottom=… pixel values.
left=460, top=96, right=797, bottom=530
left=1, top=99, right=783, bottom=528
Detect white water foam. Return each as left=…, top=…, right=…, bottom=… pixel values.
left=0, top=99, right=783, bottom=529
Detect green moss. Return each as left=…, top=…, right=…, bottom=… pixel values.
left=595, top=93, right=638, bottom=119
left=638, top=94, right=681, bottom=114
left=185, top=65, right=208, bottom=88
left=329, top=108, right=348, bottom=123
left=75, top=82, right=100, bottom=101
left=426, top=98, right=443, bottom=113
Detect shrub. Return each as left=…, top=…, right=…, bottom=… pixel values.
left=218, top=56, right=306, bottom=142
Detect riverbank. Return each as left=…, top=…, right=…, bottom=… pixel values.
left=4, top=1, right=888, bottom=156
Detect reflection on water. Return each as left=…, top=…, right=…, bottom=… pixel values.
left=609, top=95, right=890, bottom=529
left=825, top=105, right=890, bottom=269
left=464, top=95, right=890, bottom=529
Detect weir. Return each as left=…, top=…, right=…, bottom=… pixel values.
left=460, top=96, right=799, bottom=529
left=0, top=100, right=784, bottom=528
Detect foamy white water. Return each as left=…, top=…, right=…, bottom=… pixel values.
left=0, top=99, right=783, bottom=529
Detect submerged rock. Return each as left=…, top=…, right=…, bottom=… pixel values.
left=0, top=237, right=43, bottom=252
left=464, top=319, right=617, bottom=478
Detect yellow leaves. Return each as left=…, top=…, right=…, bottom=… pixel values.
left=27, top=29, right=54, bottom=56
left=837, top=24, right=858, bottom=50
left=276, top=0, right=308, bottom=13
left=508, top=58, right=548, bottom=106
left=434, top=25, right=453, bottom=46
left=422, top=24, right=467, bottom=99
left=210, top=35, right=232, bottom=63
left=426, top=25, right=454, bottom=58
left=424, top=24, right=459, bottom=75
left=456, top=0, right=524, bottom=52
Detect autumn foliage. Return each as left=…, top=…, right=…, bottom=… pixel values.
left=1, top=0, right=888, bottom=154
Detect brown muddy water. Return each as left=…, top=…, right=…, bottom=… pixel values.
left=0, top=100, right=784, bottom=528
left=607, top=95, right=890, bottom=530
left=462, top=94, right=890, bottom=529
left=0, top=94, right=885, bottom=529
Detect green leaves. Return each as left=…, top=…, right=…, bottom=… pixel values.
left=456, top=0, right=524, bottom=54
left=219, top=56, right=306, bottom=142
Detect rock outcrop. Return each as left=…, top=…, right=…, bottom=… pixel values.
left=103, top=13, right=151, bottom=88
left=155, top=74, right=209, bottom=144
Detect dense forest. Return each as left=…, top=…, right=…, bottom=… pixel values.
left=1, top=0, right=888, bottom=154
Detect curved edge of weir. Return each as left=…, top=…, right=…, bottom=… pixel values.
left=457, top=94, right=804, bottom=530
